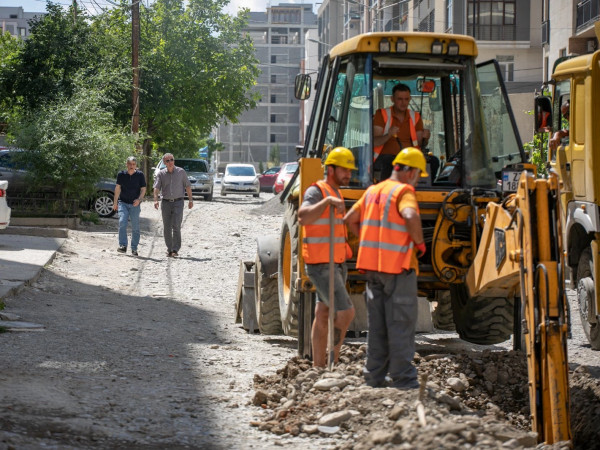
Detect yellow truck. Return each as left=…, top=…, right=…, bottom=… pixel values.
left=237, top=32, right=571, bottom=443
left=535, top=27, right=600, bottom=351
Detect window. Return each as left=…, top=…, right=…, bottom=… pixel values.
left=271, top=55, right=277, bottom=63
left=270, top=134, right=276, bottom=143
left=271, top=74, right=277, bottom=83
left=271, top=94, right=276, bottom=103
left=271, top=114, right=276, bottom=123
left=467, top=1, right=516, bottom=40
left=496, top=55, right=514, bottom=82
left=446, top=0, right=453, bottom=30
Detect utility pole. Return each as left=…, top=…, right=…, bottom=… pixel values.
left=131, top=0, right=145, bottom=179
left=72, top=0, right=77, bottom=22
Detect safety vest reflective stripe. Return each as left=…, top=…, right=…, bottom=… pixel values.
left=311, top=218, right=344, bottom=226
left=356, top=180, right=415, bottom=274
left=361, top=219, right=407, bottom=232
left=359, top=240, right=411, bottom=253
left=373, top=108, right=421, bottom=162
left=301, top=180, right=348, bottom=264
left=304, top=236, right=346, bottom=244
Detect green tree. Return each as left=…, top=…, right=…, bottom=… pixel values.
left=0, top=3, right=99, bottom=112
left=12, top=78, right=134, bottom=200
left=203, top=137, right=224, bottom=165
left=269, top=144, right=281, bottom=166
left=0, top=31, right=24, bottom=126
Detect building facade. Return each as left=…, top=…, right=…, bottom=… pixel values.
left=541, top=0, right=599, bottom=82
left=215, top=3, right=317, bottom=168
left=0, top=6, right=44, bottom=39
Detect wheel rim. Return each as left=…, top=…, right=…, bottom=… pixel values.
left=95, top=195, right=113, bottom=216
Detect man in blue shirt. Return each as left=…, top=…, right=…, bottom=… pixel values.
left=113, top=156, right=147, bottom=256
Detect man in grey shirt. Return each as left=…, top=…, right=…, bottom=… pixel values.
left=153, top=153, right=194, bottom=257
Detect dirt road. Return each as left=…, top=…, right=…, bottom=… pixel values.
left=0, top=188, right=599, bottom=449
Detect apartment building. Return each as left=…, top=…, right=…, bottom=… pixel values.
left=541, top=0, right=599, bottom=82
left=0, top=6, right=44, bottom=39
left=214, top=3, right=317, bottom=168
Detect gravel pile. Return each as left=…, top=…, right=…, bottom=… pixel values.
left=252, top=344, right=600, bottom=449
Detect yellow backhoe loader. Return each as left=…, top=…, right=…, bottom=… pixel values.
left=236, top=32, right=571, bottom=444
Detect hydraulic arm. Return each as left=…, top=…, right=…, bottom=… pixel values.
left=466, top=171, right=571, bottom=444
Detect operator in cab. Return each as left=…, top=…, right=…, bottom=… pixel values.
left=298, top=147, right=357, bottom=368
left=373, top=83, right=431, bottom=180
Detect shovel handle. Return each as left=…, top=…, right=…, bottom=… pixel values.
left=328, top=206, right=335, bottom=370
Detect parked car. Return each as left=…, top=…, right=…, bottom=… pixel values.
left=0, top=179, right=11, bottom=229
left=153, top=157, right=214, bottom=201
left=220, top=163, right=260, bottom=197
left=0, top=148, right=117, bottom=218
left=273, top=161, right=298, bottom=194
left=258, top=166, right=281, bottom=192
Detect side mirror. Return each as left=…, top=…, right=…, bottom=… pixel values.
left=294, top=74, right=312, bottom=100
left=534, top=96, right=552, bottom=133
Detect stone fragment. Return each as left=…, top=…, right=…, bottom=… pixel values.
left=252, top=390, right=268, bottom=406
left=302, top=424, right=319, bottom=435
left=483, top=365, right=498, bottom=383
left=317, top=425, right=340, bottom=434
left=389, top=404, right=406, bottom=420
left=447, top=377, right=468, bottom=392
left=313, top=378, right=348, bottom=391
left=437, top=392, right=462, bottom=410
left=318, top=410, right=352, bottom=427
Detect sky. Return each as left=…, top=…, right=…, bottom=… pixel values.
left=5, top=0, right=315, bottom=17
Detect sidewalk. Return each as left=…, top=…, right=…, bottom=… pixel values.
left=0, top=229, right=66, bottom=329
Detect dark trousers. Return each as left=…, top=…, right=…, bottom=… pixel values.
left=160, top=200, right=184, bottom=252
left=363, top=270, right=418, bottom=388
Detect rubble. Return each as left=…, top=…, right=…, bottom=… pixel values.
left=253, top=344, right=600, bottom=449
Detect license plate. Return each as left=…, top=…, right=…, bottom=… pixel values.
left=502, top=170, right=521, bottom=193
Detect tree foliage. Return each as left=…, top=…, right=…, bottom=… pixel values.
left=0, top=0, right=259, bottom=196
left=12, top=78, right=134, bottom=199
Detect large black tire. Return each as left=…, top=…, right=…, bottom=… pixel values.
left=450, top=284, right=513, bottom=345
left=577, top=247, right=600, bottom=350
left=93, top=191, right=116, bottom=218
left=278, top=200, right=300, bottom=336
left=255, top=253, right=283, bottom=335
left=431, top=291, right=455, bottom=331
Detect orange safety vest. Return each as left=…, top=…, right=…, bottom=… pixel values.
left=373, top=107, right=420, bottom=162
left=541, top=111, right=550, bottom=128
left=302, top=180, right=349, bottom=264
left=356, top=179, right=416, bottom=274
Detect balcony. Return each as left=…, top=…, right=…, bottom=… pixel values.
left=576, top=0, right=600, bottom=32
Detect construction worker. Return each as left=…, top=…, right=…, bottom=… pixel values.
left=344, top=147, right=426, bottom=389
left=373, top=83, right=431, bottom=180
left=298, top=147, right=357, bottom=368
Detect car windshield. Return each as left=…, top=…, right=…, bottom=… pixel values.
left=284, top=163, right=298, bottom=173
left=178, top=160, right=207, bottom=173
left=227, top=166, right=256, bottom=177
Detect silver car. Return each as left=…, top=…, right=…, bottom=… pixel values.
left=221, top=164, right=260, bottom=197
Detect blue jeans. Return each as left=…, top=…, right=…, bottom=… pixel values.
left=118, top=201, right=141, bottom=250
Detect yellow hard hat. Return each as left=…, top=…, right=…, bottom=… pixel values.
left=324, top=147, right=357, bottom=170
left=392, top=147, right=428, bottom=177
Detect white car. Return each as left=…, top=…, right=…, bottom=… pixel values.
left=0, top=179, right=11, bottom=229
left=220, top=164, right=260, bottom=197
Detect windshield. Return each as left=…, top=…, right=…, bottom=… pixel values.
left=284, top=163, right=298, bottom=173
left=308, top=53, right=521, bottom=189
left=178, top=160, right=208, bottom=173
left=226, top=166, right=256, bottom=177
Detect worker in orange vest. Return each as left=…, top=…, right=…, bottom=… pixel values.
left=298, top=147, right=357, bottom=367
left=373, top=83, right=431, bottom=180
left=344, top=147, right=427, bottom=389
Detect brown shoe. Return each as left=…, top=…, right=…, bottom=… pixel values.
left=171, top=251, right=178, bottom=257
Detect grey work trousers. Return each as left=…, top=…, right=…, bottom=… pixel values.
left=160, top=199, right=184, bottom=252
left=363, top=269, right=418, bottom=388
